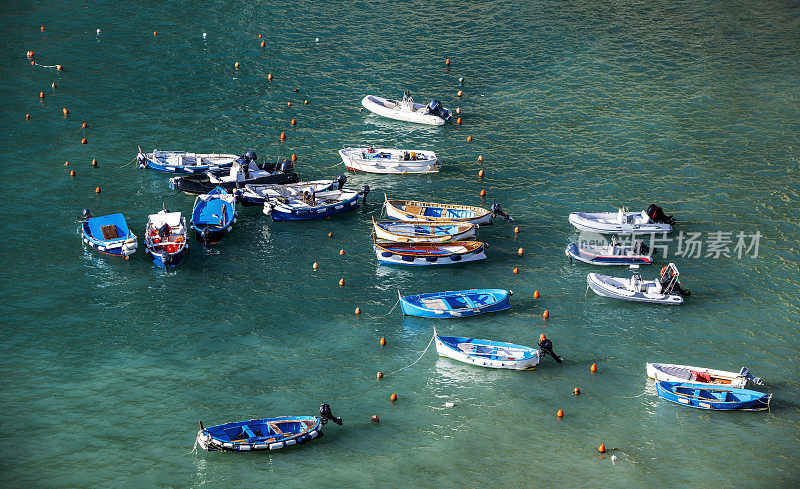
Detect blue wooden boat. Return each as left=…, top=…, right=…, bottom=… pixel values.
left=400, top=289, right=511, bottom=318
left=137, top=149, right=240, bottom=174
left=235, top=178, right=344, bottom=207
left=80, top=209, right=138, bottom=259
left=655, top=381, right=771, bottom=411
left=374, top=239, right=486, bottom=266
left=196, top=404, right=342, bottom=452
left=144, top=210, right=188, bottom=268
left=191, top=187, right=237, bottom=244
left=434, top=329, right=561, bottom=370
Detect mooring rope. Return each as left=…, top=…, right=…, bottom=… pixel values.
left=380, top=296, right=401, bottom=316
left=384, top=333, right=435, bottom=377
left=120, top=157, right=137, bottom=168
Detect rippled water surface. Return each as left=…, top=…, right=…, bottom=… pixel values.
left=1, top=0, right=799, bottom=487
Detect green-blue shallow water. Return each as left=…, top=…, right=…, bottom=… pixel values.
left=1, top=0, right=799, bottom=487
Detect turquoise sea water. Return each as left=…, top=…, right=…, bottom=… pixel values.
left=2, top=0, right=799, bottom=487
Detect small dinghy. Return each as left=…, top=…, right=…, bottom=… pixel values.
left=338, top=147, right=440, bottom=174
left=374, top=239, right=486, bottom=266
left=262, top=182, right=369, bottom=221
left=646, top=363, right=762, bottom=388
left=384, top=195, right=513, bottom=225
left=569, top=204, right=675, bottom=235
left=144, top=209, right=188, bottom=268
left=373, top=218, right=476, bottom=243
left=235, top=177, right=347, bottom=207
left=401, top=289, right=511, bottom=318
left=168, top=153, right=300, bottom=194
left=137, top=148, right=241, bottom=174
left=196, top=404, right=342, bottom=452
left=434, top=329, right=562, bottom=370
left=361, top=91, right=452, bottom=125
left=191, top=187, right=237, bottom=244
left=566, top=237, right=653, bottom=266
left=655, top=381, right=771, bottom=411
left=587, top=263, right=690, bottom=305
left=80, top=209, right=138, bottom=259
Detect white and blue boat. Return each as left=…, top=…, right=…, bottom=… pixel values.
left=262, top=183, right=369, bottom=221
left=655, top=381, right=771, bottom=411
left=191, top=187, right=237, bottom=244
left=434, top=329, right=562, bottom=370
left=566, top=238, right=653, bottom=266
left=400, top=289, right=511, bottom=318
left=235, top=178, right=345, bottom=207
left=374, top=239, right=486, bottom=266
left=196, top=404, right=342, bottom=452
left=373, top=218, right=476, bottom=243
left=384, top=195, right=512, bottom=225
left=144, top=210, right=188, bottom=268
left=80, top=209, right=138, bottom=259
left=137, top=149, right=242, bottom=174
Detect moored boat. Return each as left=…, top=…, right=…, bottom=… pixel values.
left=565, top=237, right=653, bottom=266
left=144, top=209, right=188, bottom=268
left=338, top=147, right=440, bottom=174
left=587, top=263, right=690, bottom=305
left=655, top=381, right=771, bottom=411
left=137, top=149, right=241, bottom=174
left=434, top=329, right=562, bottom=370
left=191, top=187, right=237, bottom=244
left=374, top=239, right=486, bottom=266
left=401, top=289, right=511, bottom=318
left=646, top=363, right=762, bottom=388
left=235, top=177, right=347, bottom=207
left=168, top=153, right=299, bottom=194
left=80, top=209, right=137, bottom=259
left=569, top=204, right=675, bottom=235
left=196, top=404, right=342, bottom=452
left=384, top=195, right=513, bottom=225
left=262, top=183, right=369, bottom=221
left=361, top=91, right=452, bottom=125
left=373, top=218, right=476, bottom=243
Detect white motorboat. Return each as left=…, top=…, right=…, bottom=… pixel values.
left=565, top=237, right=653, bottom=265
left=586, top=263, right=690, bottom=305
left=361, top=91, right=452, bottom=125
left=646, top=363, right=762, bottom=388
left=569, top=204, right=675, bottom=235
left=338, top=147, right=440, bottom=174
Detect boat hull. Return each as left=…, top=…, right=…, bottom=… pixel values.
left=569, top=211, right=672, bottom=235
left=374, top=241, right=486, bottom=266
left=587, top=273, right=683, bottom=305
left=565, top=242, right=652, bottom=266
left=191, top=188, right=237, bottom=244
left=137, top=151, right=237, bottom=174
left=646, top=363, right=760, bottom=388
left=265, top=191, right=361, bottom=221
left=81, top=213, right=138, bottom=258
left=170, top=172, right=300, bottom=195
left=435, top=334, right=540, bottom=370
left=338, top=148, right=440, bottom=174
left=401, top=289, right=511, bottom=318
left=196, top=416, right=323, bottom=452
left=655, top=381, right=771, bottom=411
left=373, top=220, right=476, bottom=243
left=362, top=95, right=446, bottom=125
left=384, top=198, right=493, bottom=225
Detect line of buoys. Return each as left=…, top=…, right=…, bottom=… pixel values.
left=390, top=393, right=397, bottom=402
left=512, top=267, right=519, bottom=274
left=514, top=226, right=520, bottom=233
left=478, top=169, right=484, bottom=178
left=291, top=154, right=297, bottom=162
left=467, top=135, right=472, bottom=142
left=70, top=170, right=76, bottom=177
left=355, top=307, right=361, bottom=314
left=456, top=117, right=462, bottom=125
left=573, top=387, right=581, bottom=395
left=517, top=247, right=524, bottom=256
left=380, top=337, right=386, bottom=346
left=81, top=138, right=87, bottom=144
left=291, top=118, right=297, bottom=125
left=268, top=73, right=273, bottom=81
left=591, top=363, right=598, bottom=372
left=339, top=249, right=345, bottom=255
left=82, top=122, right=89, bottom=128
left=543, top=309, right=549, bottom=319
left=371, top=415, right=380, bottom=422
left=533, top=290, right=539, bottom=299
left=339, top=278, right=345, bottom=286
left=312, top=262, right=319, bottom=270
left=377, top=371, right=383, bottom=379
left=557, top=409, right=564, bottom=418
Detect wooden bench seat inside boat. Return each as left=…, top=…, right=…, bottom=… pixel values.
left=404, top=205, right=422, bottom=215
left=100, top=224, right=119, bottom=240
left=420, top=298, right=448, bottom=310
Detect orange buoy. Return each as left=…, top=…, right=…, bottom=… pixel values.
left=81, top=138, right=87, bottom=144
left=287, top=101, right=292, bottom=107
left=390, top=393, right=397, bottom=402
left=480, top=189, right=486, bottom=197
left=539, top=333, right=546, bottom=342
left=591, top=363, right=598, bottom=372
left=355, top=307, right=361, bottom=314
left=478, top=155, right=483, bottom=162
left=62, top=108, right=69, bottom=116
left=380, top=337, right=386, bottom=346
left=467, top=135, right=472, bottom=142
left=514, top=226, right=520, bottom=233
left=512, top=267, right=519, bottom=274
left=598, top=444, right=606, bottom=453
left=69, top=170, right=76, bottom=177
left=64, top=161, right=70, bottom=166
left=293, top=88, right=299, bottom=92
left=339, top=249, right=345, bottom=256
left=371, top=415, right=380, bottom=422
left=304, top=99, right=309, bottom=105
left=280, top=132, right=286, bottom=140
left=455, top=107, right=461, bottom=115
left=95, top=186, right=101, bottom=194
left=234, top=61, right=240, bottom=69
left=518, top=247, right=524, bottom=256
left=543, top=310, right=549, bottom=319
left=81, top=122, right=89, bottom=128
left=56, top=64, right=63, bottom=71
left=339, top=278, right=345, bottom=286
left=377, top=371, right=383, bottom=379
left=478, top=169, right=484, bottom=178
left=457, top=90, right=463, bottom=97
left=92, top=158, right=98, bottom=167
left=260, top=41, right=266, bottom=48
left=153, top=31, right=157, bottom=36
left=291, top=153, right=297, bottom=162
left=51, top=82, right=57, bottom=89
left=39, top=91, right=45, bottom=99
left=268, top=73, right=273, bottom=81
left=456, top=117, right=462, bottom=125
left=312, top=262, right=319, bottom=270
left=573, top=387, right=581, bottom=395
left=27, top=51, right=34, bottom=58
left=258, top=34, right=263, bottom=39
left=327, top=232, right=332, bottom=238
left=291, top=118, right=297, bottom=125
left=25, top=114, right=30, bottom=120
left=40, top=26, right=45, bottom=32
left=30, top=61, right=35, bottom=66
left=445, top=58, right=450, bottom=66
left=557, top=409, right=564, bottom=418
left=533, top=290, right=539, bottom=299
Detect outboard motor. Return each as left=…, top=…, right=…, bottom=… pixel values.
left=538, top=337, right=562, bottom=363
left=319, top=403, right=343, bottom=426
left=646, top=204, right=675, bottom=225
left=360, top=185, right=370, bottom=204
left=82, top=208, right=93, bottom=220
left=490, top=201, right=514, bottom=222
left=632, top=239, right=651, bottom=256
left=263, top=159, right=278, bottom=173
left=278, top=159, right=294, bottom=173
left=426, top=100, right=452, bottom=121
left=335, top=174, right=348, bottom=190
left=244, top=150, right=257, bottom=163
